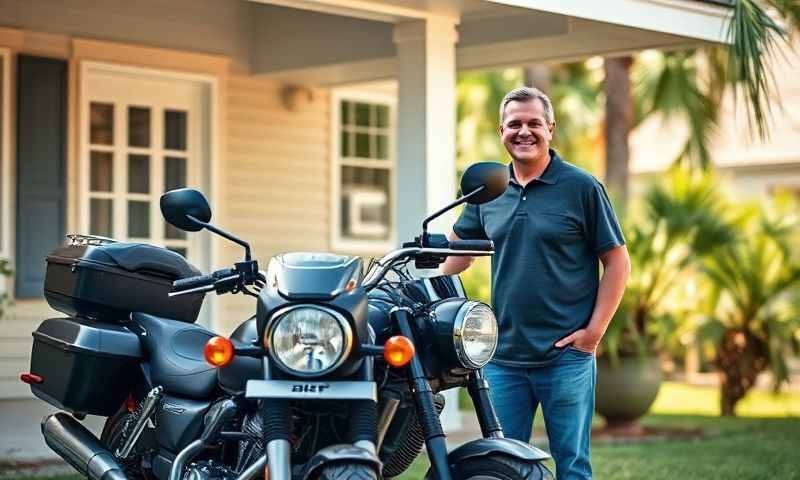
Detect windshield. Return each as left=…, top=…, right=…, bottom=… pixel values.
left=266, top=252, right=363, bottom=299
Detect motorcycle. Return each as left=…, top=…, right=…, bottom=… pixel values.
left=23, top=162, right=553, bottom=480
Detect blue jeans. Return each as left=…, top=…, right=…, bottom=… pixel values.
left=484, top=347, right=596, bottom=480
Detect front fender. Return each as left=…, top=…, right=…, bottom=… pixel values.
left=301, top=444, right=382, bottom=480
left=448, top=437, right=551, bottom=464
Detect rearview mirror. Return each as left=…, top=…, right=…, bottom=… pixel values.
left=160, top=189, right=212, bottom=232
left=460, top=162, right=508, bottom=204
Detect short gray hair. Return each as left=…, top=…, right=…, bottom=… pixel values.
left=499, top=86, right=555, bottom=125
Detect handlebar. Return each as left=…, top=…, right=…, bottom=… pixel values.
left=170, top=267, right=248, bottom=297
left=448, top=239, right=494, bottom=252
left=362, top=242, right=494, bottom=291
left=172, top=273, right=216, bottom=292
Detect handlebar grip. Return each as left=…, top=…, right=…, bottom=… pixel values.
left=449, top=239, right=494, bottom=252
left=173, top=274, right=215, bottom=291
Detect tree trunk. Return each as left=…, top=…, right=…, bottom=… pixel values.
left=603, top=56, right=633, bottom=209
left=716, top=328, right=768, bottom=417
left=523, top=64, right=551, bottom=94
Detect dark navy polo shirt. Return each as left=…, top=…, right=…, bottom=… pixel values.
left=453, top=150, right=625, bottom=367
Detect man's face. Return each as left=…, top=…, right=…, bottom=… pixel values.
left=500, top=99, right=554, bottom=164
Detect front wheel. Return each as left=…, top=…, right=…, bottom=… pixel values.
left=437, top=454, right=554, bottom=480
left=315, top=462, right=379, bottom=480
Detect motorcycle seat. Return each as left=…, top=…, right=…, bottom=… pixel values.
left=132, top=313, right=218, bottom=399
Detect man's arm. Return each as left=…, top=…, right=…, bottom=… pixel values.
left=440, top=232, right=475, bottom=275
left=555, top=244, right=631, bottom=353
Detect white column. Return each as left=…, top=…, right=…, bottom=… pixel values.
left=393, top=18, right=463, bottom=431
left=393, top=18, right=459, bottom=243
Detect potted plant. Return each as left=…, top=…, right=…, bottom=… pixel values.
left=596, top=167, right=735, bottom=430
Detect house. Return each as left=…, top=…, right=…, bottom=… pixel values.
left=0, top=0, right=732, bottom=460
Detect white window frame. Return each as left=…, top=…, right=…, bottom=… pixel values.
left=330, top=89, right=397, bottom=253
left=79, top=62, right=212, bottom=254
left=78, top=61, right=219, bottom=329
left=0, top=48, right=11, bottom=276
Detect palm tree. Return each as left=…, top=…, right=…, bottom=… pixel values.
left=699, top=205, right=800, bottom=416
left=604, top=0, right=794, bottom=200
left=604, top=56, right=633, bottom=208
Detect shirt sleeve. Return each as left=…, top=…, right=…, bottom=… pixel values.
left=452, top=203, right=488, bottom=240
left=585, top=180, right=625, bottom=255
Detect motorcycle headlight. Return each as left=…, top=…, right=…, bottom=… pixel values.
left=453, top=302, right=498, bottom=369
left=267, top=306, right=353, bottom=377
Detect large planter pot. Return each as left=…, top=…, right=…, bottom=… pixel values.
left=595, top=355, right=663, bottom=426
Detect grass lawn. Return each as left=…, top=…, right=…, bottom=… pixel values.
left=5, top=383, right=798, bottom=480
left=399, top=381, right=800, bottom=479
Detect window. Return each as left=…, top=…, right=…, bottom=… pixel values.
left=86, top=102, right=190, bottom=256
left=81, top=64, right=207, bottom=260
left=332, top=91, right=396, bottom=251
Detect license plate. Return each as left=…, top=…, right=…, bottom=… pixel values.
left=245, top=380, right=377, bottom=401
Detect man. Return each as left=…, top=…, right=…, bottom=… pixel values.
left=442, top=87, right=630, bottom=479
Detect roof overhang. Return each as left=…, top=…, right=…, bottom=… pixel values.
left=485, top=0, right=733, bottom=44
left=248, top=0, right=733, bottom=85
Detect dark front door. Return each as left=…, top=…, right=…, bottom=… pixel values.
left=15, top=55, right=67, bottom=298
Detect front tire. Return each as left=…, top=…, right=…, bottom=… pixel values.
left=439, top=454, right=553, bottom=480
left=315, top=462, right=379, bottom=480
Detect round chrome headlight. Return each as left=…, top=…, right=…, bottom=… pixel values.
left=454, top=302, right=498, bottom=369
left=267, top=306, right=353, bottom=377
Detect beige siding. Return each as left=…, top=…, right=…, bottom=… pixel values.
left=216, top=76, right=331, bottom=335
left=0, top=302, right=58, bottom=398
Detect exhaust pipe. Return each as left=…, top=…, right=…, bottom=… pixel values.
left=41, top=413, right=126, bottom=480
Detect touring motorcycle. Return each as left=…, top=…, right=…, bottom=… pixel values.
left=23, top=162, right=553, bottom=480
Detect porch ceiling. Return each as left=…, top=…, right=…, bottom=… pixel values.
left=249, top=0, right=732, bottom=86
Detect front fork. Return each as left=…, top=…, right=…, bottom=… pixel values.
left=391, top=308, right=507, bottom=480
left=261, top=357, right=379, bottom=480
left=392, top=307, right=452, bottom=480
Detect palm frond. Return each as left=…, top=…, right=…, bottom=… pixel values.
left=727, top=0, right=788, bottom=139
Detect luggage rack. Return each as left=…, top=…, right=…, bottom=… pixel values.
left=66, top=233, right=118, bottom=246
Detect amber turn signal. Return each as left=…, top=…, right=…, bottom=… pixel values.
left=383, top=336, right=415, bottom=367
left=204, top=336, right=234, bottom=367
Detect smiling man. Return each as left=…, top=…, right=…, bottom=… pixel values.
left=442, top=87, right=630, bottom=479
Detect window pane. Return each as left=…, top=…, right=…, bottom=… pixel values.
left=340, top=166, right=390, bottom=240
left=376, top=105, right=389, bottom=128
left=90, top=151, right=113, bottom=192
left=165, top=156, right=187, bottom=239
left=90, top=103, right=114, bottom=145
left=128, top=201, right=150, bottom=238
left=377, top=135, right=389, bottom=160
left=164, top=110, right=187, bottom=150
left=341, top=101, right=351, bottom=126
left=165, top=156, right=187, bottom=191
left=341, top=131, right=351, bottom=157
left=128, top=154, right=150, bottom=193
left=128, top=106, right=151, bottom=147
left=355, top=133, right=370, bottom=158
left=355, top=103, right=370, bottom=127
left=90, top=198, right=113, bottom=237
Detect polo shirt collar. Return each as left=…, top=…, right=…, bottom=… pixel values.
left=508, top=149, right=563, bottom=186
